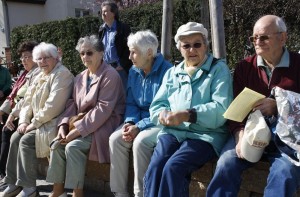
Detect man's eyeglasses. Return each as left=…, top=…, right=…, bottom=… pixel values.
left=181, top=43, right=202, bottom=50
left=36, top=56, right=52, bottom=62
left=249, top=32, right=281, bottom=43
left=80, top=51, right=94, bottom=57
left=20, top=56, right=32, bottom=61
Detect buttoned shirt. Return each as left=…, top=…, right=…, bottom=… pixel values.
left=102, top=20, right=119, bottom=64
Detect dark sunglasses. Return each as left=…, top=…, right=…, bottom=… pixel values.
left=80, top=51, right=94, bottom=57
left=181, top=42, right=202, bottom=50
left=249, top=32, right=281, bottom=43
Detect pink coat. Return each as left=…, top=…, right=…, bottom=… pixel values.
left=59, top=62, right=125, bottom=163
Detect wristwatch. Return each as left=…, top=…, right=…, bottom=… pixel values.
left=187, top=108, right=197, bottom=123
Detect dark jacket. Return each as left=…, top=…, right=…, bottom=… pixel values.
left=99, top=20, right=132, bottom=73
left=229, top=51, right=300, bottom=134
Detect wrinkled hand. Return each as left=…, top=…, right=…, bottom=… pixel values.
left=57, top=124, right=69, bottom=140
left=16, top=123, right=29, bottom=134
left=122, top=123, right=139, bottom=142
left=253, top=98, right=277, bottom=116
left=235, top=130, right=245, bottom=159
left=3, top=114, right=15, bottom=131
left=158, top=110, right=189, bottom=126
left=63, top=129, right=81, bottom=144
left=24, top=123, right=36, bottom=133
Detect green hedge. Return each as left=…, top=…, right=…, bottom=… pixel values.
left=10, top=0, right=300, bottom=74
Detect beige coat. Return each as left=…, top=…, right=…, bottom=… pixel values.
left=19, top=62, right=74, bottom=158
left=59, top=62, right=125, bottom=163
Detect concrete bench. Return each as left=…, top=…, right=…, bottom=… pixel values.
left=37, top=157, right=300, bottom=197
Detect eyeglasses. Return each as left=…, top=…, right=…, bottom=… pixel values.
left=249, top=32, right=282, bottom=43
left=181, top=43, right=202, bottom=50
left=36, top=56, right=52, bottom=62
left=20, top=56, right=32, bottom=61
left=80, top=51, right=94, bottom=57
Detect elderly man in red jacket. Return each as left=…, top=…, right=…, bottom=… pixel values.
left=207, top=15, right=300, bottom=197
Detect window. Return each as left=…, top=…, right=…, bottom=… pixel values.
left=75, top=8, right=90, bottom=18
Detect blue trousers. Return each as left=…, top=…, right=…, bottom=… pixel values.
left=206, top=137, right=300, bottom=197
left=144, top=134, right=216, bottom=197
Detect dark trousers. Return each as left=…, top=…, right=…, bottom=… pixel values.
left=0, top=118, right=18, bottom=176
left=144, top=134, right=216, bottom=197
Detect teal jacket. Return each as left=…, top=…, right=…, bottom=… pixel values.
left=0, top=65, right=12, bottom=96
left=150, top=54, right=233, bottom=155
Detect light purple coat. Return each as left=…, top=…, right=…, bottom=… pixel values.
left=59, top=62, right=125, bottom=163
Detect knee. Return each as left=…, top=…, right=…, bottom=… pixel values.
left=133, top=133, right=155, bottom=152
left=19, top=135, right=31, bottom=148
left=270, top=159, right=298, bottom=179
left=215, top=150, right=239, bottom=173
left=1, top=128, right=12, bottom=142
left=109, top=130, right=122, bottom=147
left=132, top=135, right=146, bottom=152
left=65, top=142, right=78, bottom=155
left=162, top=159, right=178, bottom=175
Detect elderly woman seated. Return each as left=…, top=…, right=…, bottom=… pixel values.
left=0, top=41, right=40, bottom=181
left=2, top=42, right=74, bottom=197
left=46, top=35, right=125, bottom=197
left=143, top=22, right=233, bottom=197
left=109, top=30, right=172, bottom=197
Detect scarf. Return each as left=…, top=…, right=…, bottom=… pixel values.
left=7, top=70, right=28, bottom=108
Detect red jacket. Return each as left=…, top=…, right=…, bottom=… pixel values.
left=229, top=51, right=300, bottom=133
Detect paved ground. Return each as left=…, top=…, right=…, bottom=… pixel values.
left=0, top=176, right=104, bottom=197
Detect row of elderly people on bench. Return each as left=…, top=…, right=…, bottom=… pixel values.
left=0, top=15, right=300, bottom=197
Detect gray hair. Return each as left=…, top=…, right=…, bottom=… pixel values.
left=176, top=34, right=209, bottom=50
left=275, top=16, right=287, bottom=32
left=127, top=30, right=158, bottom=57
left=32, top=42, right=58, bottom=62
left=75, top=35, right=104, bottom=52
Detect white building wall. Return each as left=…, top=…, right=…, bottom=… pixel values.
left=8, top=2, right=45, bottom=29
left=0, top=0, right=92, bottom=58
left=0, top=1, right=9, bottom=57
left=44, top=0, right=69, bottom=21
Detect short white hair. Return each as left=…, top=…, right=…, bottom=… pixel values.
left=127, top=30, right=158, bottom=57
left=32, top=42, right=58, bottom=62
left=275, top=16, right=287, bottom=32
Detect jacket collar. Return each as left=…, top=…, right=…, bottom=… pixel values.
left=132, top=53, right=164, bottom=76
left=174, top=53, right=214, bottom=80
left=80, top=61, right=109, bottom=86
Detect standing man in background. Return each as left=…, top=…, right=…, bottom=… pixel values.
left=99, top=0, right=132, bottom=88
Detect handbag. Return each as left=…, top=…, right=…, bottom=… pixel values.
left=50, top=112, right=86, bottom=150
left=272, top=86, right=300, bottom=166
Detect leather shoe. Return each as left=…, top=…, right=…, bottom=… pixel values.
left=16, top=190, right=39, bottom=197
left=2, top=185, right=22, bottom=197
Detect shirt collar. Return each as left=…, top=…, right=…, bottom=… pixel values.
left=105, top=20, right=117, bottom=31
left=257, top=47, right=290, bottom=68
